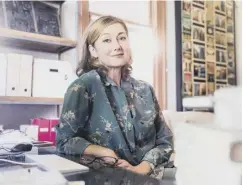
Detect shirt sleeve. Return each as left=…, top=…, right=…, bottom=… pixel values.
left=142, top=86, right=174, bottom=168
left=55, top=81, right=91, bottom=155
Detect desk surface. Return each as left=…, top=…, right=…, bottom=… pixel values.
left=1, top=147, right=177, bottom=185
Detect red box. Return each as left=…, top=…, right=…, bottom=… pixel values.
left=31, top=118, right=59, bottom=145
left=50, top=119, right=59, bottom=145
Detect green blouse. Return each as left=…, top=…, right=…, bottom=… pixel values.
left=55, top=70, right=174, bottom=168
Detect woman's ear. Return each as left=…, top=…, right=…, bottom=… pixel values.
left=88, top=45, right=98, bottom=58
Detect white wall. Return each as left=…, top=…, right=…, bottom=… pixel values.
left=235, top=1, right=242, bottom=86
left=60, top=1, right=79, bottom=81
left=166, top=1, right=177, bottom=111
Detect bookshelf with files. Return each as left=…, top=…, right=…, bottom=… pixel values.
left=0, top=1, right=79, bottom=129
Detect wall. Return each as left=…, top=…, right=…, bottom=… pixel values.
left=166, top=0, right=242, bottom=111
left=166, top=1, right=177, bottom=111
left=235, top=1, right=242, bottom=86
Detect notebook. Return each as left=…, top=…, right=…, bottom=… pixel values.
left=25, top=154, right=89, bottom=174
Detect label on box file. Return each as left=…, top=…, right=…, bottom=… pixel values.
left=39, top=128, right=49, bottom=132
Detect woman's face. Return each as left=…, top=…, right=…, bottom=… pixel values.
left=89, top=23, right=131, bottom=68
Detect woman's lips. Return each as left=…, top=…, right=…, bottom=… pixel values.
left=112, top=54, right=124, bottom=58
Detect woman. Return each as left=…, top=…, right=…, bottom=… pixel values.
left=55, top=15, right=174, bottom=178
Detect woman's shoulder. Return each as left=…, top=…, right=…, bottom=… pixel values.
left=73, top=70, right=102, bottom=85
left=67, top=70, right=102, bottom=90
left=79, top=70, right=101, bottom=83
left=129, top=76, right=153, bottom=91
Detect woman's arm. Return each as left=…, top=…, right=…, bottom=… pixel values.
left=83, top=145, right=118, bottom=158
left=55, top=80, right=118, bottom=158
left=141, top=86, right=174, bottom=169
left=116, top=86, right=174, bottom=175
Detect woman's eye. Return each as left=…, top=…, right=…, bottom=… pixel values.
left=119, top=36, right=127, bottom=41
left=103, top=39, right=111, bottom=43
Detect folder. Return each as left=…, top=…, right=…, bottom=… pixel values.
left=6, top=53, right=21, bottom=96
left=31, top=118, right=59, bottom=145
left=0, top=53, right=7, bottom=96
left=19, top=54, right=33, bottom=97
left=31, top=118, right=50, bottom=142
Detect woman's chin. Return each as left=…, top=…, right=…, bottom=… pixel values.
left=108, top=61, right=128, bottom=68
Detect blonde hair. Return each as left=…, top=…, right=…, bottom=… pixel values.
left=76, top=15, right=132, bottom=79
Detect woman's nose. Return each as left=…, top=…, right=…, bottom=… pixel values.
left=112, top=40, right=122, bottom=51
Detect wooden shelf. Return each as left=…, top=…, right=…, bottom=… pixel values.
left=0, top=96, right=64, bottom=105
left=0, top=28, right=77, bottom=53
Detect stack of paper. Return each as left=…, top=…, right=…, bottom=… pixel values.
left=182, top=95, right=214, bottom=109
left=25, top=154, right=89, bottom=175
left=174, top=122, right=241, bottom=185
left=214, top=86, right=242, bottom=131
left=0, top=167, right=67, bottom=185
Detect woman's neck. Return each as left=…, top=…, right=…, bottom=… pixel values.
left=107, top=68, right=122, bottom=87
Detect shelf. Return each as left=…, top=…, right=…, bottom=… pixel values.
left=192, top=21, right=205, bottom=27
left=49, top=1, right=65, bottom=5
left=0, top=96, right=64, bottom=105
left=36, top=0, right=65, bottom=5
left=192, top=2, right=205, bottom=9
left=0, top=28, right=77, bottom=53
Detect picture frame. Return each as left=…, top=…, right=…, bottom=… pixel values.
left=215, top=14, right=226, bottom=30
left=206, top=45, right=215, bottom=62
left=1, top=1, right=61, bottom=36
left=215, top=31, right=226, bottom=46
left=193, top=63, right=206, bottom=79
left=194, top=82, right=206, bottom=96
left=216, top=49, right=226, bottom=63
left=216, top=66, right=227, bottom=81
left=192, top=6, right=205, bottom=25
left=207, top=82, right=215, bottom=94
left=193, top=44, right=205, bottom=60
left=175, top=0, right=237, bottom=111
left=193, top=25, right=205, bottom=42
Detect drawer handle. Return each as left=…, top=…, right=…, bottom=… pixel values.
left=50, top=69, right=58, bottom=72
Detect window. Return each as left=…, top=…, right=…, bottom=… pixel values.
left=127, top=24, right=155, bottom=85
left=89, top=1, right=150, bottom=25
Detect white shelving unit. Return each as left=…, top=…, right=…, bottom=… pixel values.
left=0, top=1, right=79, bottom=127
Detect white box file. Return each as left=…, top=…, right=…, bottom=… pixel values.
left=6, top=53, right=21, bottom=96
left=0, top=54, right=7, bottom=96
left=6, top=53, right=33, bottom=97
left=19, top=54, right=33, bottom=97
left=32, top=59, right=73, bottom=98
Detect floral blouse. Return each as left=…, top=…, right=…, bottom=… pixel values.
left=55, top=70, right=174, bottom=169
